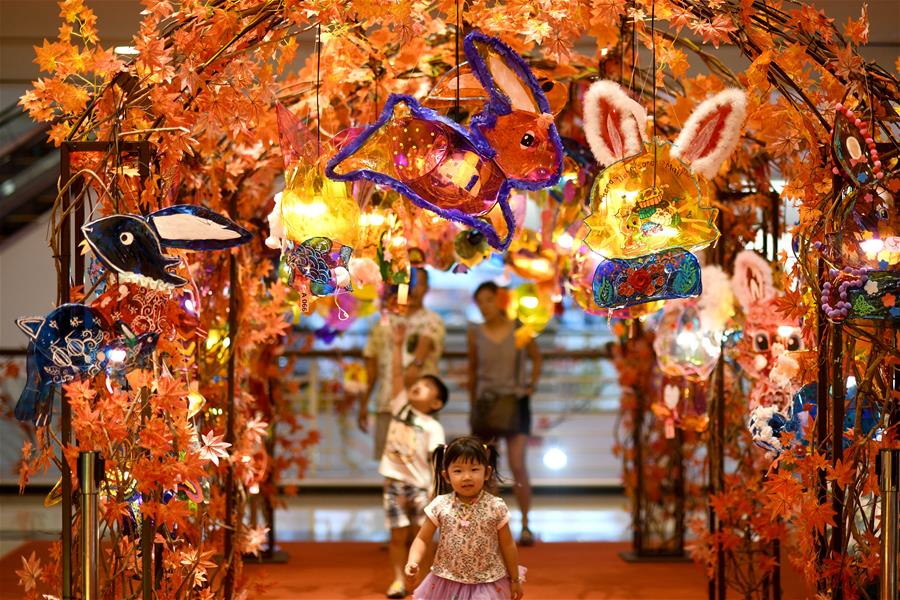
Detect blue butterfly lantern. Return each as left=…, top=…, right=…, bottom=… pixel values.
left=82, top=204, right=252, bottom=290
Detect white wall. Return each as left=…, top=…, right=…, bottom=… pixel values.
left=0, top=213, right=57, bottom=348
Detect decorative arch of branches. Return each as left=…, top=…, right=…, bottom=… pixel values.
left=12, top=0, right=899, bottom=598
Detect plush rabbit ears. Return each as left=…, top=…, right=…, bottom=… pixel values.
left=583, top=80, right=648, bottom=167
left=732, top=250, right=774, bottom=312
left=671, top=89, right=747, bottom=179
left=464, top=31, right=552, bottom=116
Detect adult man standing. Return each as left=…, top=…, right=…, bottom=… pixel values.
left=359, top=268, right=446, bottom=461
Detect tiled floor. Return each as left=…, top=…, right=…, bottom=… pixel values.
left=0, top=491, right=631, bottom=557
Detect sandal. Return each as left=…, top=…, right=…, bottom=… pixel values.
left=386, top=580, right=407, bottom=599
left=519, top=526, right=535, bottom=547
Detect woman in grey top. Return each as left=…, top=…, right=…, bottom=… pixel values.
left=467, top=281, right=543, bottom=545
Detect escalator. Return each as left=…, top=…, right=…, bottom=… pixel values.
left=0, top=102, right=58, bottom=244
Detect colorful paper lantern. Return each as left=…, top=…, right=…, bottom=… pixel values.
left=82, top=205, right=252, bottom=290
left=653, top=304, right=721, bottom=382
left=581, top=81, right=745, bottom=259
left=326, top=31, right=563, bottom=250
left=508, top=283, right=553, bottom=337
left=592, top=248, right=702, bottom=309
left=279, top=173, right=360, bottom=248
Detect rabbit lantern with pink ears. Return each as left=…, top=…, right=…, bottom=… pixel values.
left=732, top=250, right=805, bottom=409
left=325, top=31, right=563, bottom=251
left=581, top=81, right=746, bottom=310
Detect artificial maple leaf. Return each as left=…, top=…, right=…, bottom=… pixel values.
left=689, top=15, right=737, bottom=49
left=832, top=44, right=863, bottom=81
left=198, top=429, right=231, bottom=466
left=16, top=550, right=43, bottom=592
left=827, top=458, right=856, bottom=490
left=802, top=500, right=836, bottom=535
left=842, top=5, right=868, bottom=45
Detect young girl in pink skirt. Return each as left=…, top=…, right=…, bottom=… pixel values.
left=405, top=436, right=525, bottom=600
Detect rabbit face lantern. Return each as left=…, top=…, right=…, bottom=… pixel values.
left=325, top=31, right=563, bottom=251
left=732, top=250, right=804, bottom=406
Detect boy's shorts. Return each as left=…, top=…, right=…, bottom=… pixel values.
left=383, top=479, right=428, bottom=530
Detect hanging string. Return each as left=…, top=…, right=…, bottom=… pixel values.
left=628, top=0, right=637, bottom=93
left=651, top=0, right=657, bottom=189
left=315, top=23, right=322, bottom=158
left=455, top=0, right=461, bottom=113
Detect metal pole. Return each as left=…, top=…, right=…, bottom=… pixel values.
left=815, top=259, right=829, bottom=593
left=830, top=323, right=845, bottom=600
left=59, top=142, right=74, bottom=600
left=79, top=452, right=99, bottom=600
left=880, top=449, right=899, bottom=599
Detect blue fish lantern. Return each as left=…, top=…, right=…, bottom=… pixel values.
left=82, top=205, right=252, bottom=290
left=16, top=304, right=109, bottom=424
left=282, top=237, right=353, bottom=297
left=15, top=305, right=161, bottom=424
left=592, top=248, right=702, bottom=309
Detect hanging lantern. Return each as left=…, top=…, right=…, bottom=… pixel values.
left=280, top=172, right=359, bottom=248
left=508, top=282, right=553, bottom=338
left=654, top=304, right=722, bottom=382
left=582, top=82, right=746, bottom=260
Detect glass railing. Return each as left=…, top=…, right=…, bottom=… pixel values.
left=0, top=344, right=625, bottom=488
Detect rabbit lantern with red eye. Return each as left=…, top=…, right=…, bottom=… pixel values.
left=326, top=31, right=563, bottom=251
left=580, top=81, right=746, bottom=309
left=732, top=250, right=804, bottom=407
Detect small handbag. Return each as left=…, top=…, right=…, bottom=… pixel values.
left=470, top=346, right=522, bottom=438
left=471, top=390, right=520, bottom=438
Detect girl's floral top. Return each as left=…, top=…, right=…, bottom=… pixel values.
left=424, top=491, right=510, bottom=583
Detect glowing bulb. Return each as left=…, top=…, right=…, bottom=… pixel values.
left=556, top=232, right=574, bottom=250
left=777, top=325, right=797, bottom=339
left=676, top=331, right=699, bottom=351
left=107, top=348, right=127, bottom=363
left=860, top=238, right=883, bottom=254
left=184, top=298, right=195, bottom=313
left=520, top=295, right=539, bottom=310
left=846, top=376, right=857, bottom=388
left=543, top=447, right=568, bottom=470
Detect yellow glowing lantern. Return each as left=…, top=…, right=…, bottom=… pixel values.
left=508, top=229, right=558, bottom=282
left=281, top=168, right=360, bottom=247
left=509, top=283, right=553, bottom=339
left=584, top=142, right=719, bottom=259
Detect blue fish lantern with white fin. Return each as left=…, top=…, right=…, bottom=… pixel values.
left=82, top=205, right=252, bottom=290
left=15, top=305, right=161, bottom=424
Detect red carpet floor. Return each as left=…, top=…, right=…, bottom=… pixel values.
left=1, top=541, right=809, bottom=599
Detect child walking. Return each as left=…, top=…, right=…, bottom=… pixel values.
left=405, top=436, right=525, bottom=600
left=380, top=322, right=448, bottom=598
